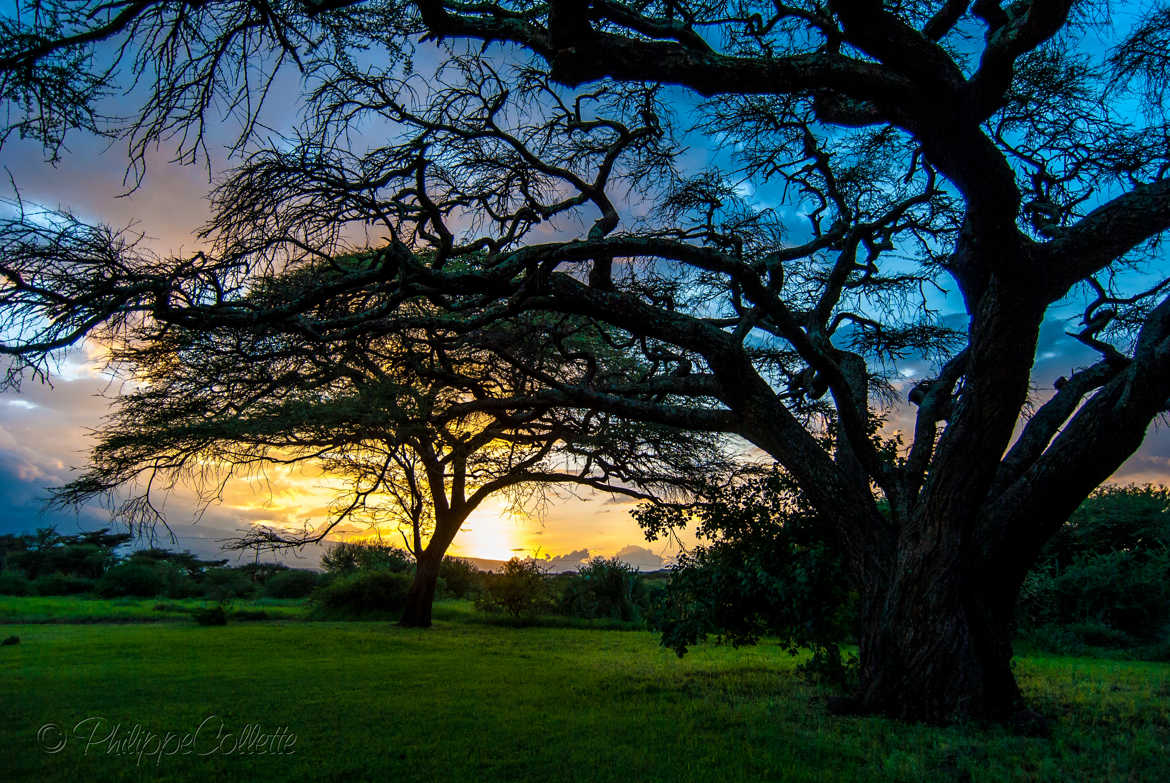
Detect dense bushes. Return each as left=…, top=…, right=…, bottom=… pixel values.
left=311, top=570, right=413, bottom=616
left=32, top=573, right=95, bottom=595
left=1018, top=485, right=1170, bottom=650
left=476, top=558, right=553, bottom=617
left=0, top=571, right=32, bottom=595
left=557, top=557, right=650, bottom=622
left=635, top=470, right=855, bottom=683
left=264, top=569, right=319, bottom=598
left=439, top=557, right=482, bottom=599
left=321, top=542, right=414, bottom=574
left=95, top=562, right=171, bottom=597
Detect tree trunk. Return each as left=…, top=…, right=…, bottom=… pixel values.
left=399, top=551, right=442, bottom=628
left=850, top=546, right=1029, bottom=725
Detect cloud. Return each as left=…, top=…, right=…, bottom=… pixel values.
left=614, top=544, right=668, bottom=572
left=540, top=548, right=591, bottom=572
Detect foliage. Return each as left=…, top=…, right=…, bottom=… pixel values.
left=475, top=558, right=554, bottom=618
left=237, top=561, right=290, bottom=585
left=31, top=573, right=95, bottom=595
left=263, top=568, right=319, bottom=599
left=438, top=557, right=482, bottom=599
left=310, top=569, right=413, bottom=617
left=1, top=528, right=129, bottom=579
left=557, top=557, right=650, bottom=623
left=94, top=562, right=169, bottom=598
left=190, top=605, right=228, bottom=626
left=199, top=567, right=257, bottom=601
left=321, top=542, right=415, bottom=575
left=0, top=570, right=32, bottom=595
left=1018, top=485, right=1170, bottom=647
left=636, top=469, right=855, bottom=684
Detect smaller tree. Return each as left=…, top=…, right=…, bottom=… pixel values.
left=636, top=469, right=854, bottom=684
left=438, top=557, right=481, bottom=599
left=6, top=527, right=130, bottom=580
left=321, top=541, right=414, bottom=575
left=558, top=557, right=649, bottom=622
left=476, top=558, right=553, bottom=619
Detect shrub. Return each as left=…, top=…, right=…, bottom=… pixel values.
left=192, top=606, right=228, bottom=626
left=200, top=567, right=256, bottom=601
left=32, top=573, right=95, bottom=595
left=558, top=557, right=648, bottom=622
left=475, top=559, right=553, bottom=618
left=321, top=542, right=414, bottom=574
left=264, top=568, right=319, bottom=598
left=635, top=469, right=855, bottom=686
left=439, top=557, right=482, bottom=599
left=95, top=562, right=169, bottom=597
left=311, top=570, right=413, bottom=616
left=1018, top=485, right=1170, bottom=646
left=0, top=570, right=32, bottom=595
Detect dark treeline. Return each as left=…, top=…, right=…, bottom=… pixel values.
left=0, top=529, right=320, bottom=601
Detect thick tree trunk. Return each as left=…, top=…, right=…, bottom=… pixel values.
left=399, top=551, right=442, bottom=628
left=849, top=541, right=1031, bottom=725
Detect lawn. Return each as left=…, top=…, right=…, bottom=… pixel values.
left=0, top=595, right=308, bottom=624
left=1, top=602, right=1167, bottom=782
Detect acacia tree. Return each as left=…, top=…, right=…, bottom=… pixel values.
left=3, top=1, right=1170, bottom=722
left=52, top=256, right=728, bottom=627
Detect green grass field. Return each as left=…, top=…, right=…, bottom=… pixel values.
left=1, top=599, right=1168, bottom=782
left=0, top=595, right=308, bottom=624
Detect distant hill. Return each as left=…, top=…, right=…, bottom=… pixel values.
left=452, top=555, right=508, bottom=573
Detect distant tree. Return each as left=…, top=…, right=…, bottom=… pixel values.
left=557, top=557, right=649, bottom=623
left=47, top=257, right=728, bottom=626
left=321, top=541, right=415, bottom=575
left=476, top=558, right=553, bottom=618
left=263, top=568, right=319, bottom=599
left=311, top=570, right=414, bottom=617
left=437, top=557, right=481, bottom=599
left=6, top=528, right=130, bottom=580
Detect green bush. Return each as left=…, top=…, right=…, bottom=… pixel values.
left=439, top=557, right=482, bottom=599
left=200, top=567, right=256, bottom=601
left=264, top=568, right=319, bottom=598
left=321, top=542, right=414, bottom=574
left=310, top=570, right=413, bottom=616
left=0, top=570, right=32, bottom=595
left=475, top=559, right=553, bottom=618
left=32, top=573, right=95, bottom=595
left=95, top=562, right=169, bottom=597
left=558, top=557, right=648, bottom=622
left=635, top=469, right=855, bottom=686
left=1019, top=485, right=1170, bottom=646
left=191, top=606, right=228, bottom=626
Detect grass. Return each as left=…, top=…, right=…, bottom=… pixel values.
left=0, top=601, right=1168, bottom=782
left=0, top=595, right=308, bottom=624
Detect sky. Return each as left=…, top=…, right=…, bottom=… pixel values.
left=1, top=25, right=1168, bottom=570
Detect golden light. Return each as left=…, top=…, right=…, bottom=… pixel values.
left=448, top=498, right=532, bottom=562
